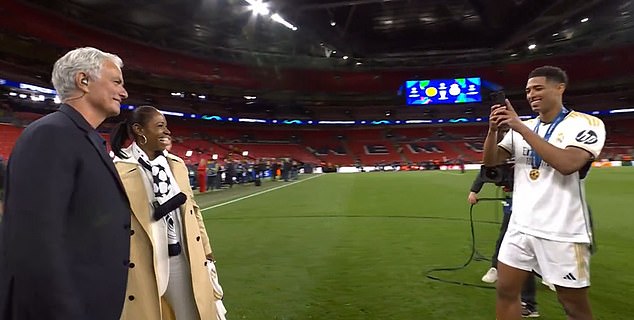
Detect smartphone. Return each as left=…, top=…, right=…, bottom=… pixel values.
left=490, top=91, right=506, bottom=105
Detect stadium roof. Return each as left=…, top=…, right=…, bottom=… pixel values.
left=1, top=0, right=634, bottom=118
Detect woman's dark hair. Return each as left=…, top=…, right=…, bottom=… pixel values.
left=110, top=105, right=159, bottom=159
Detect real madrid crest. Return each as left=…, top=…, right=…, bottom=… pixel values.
left=556, top=132, right=564, bottom=143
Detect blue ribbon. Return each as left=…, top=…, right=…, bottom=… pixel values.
left=531, top=107, right=569, bottom=169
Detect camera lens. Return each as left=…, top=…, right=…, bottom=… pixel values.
left=485, top=168, right=499, bottom=179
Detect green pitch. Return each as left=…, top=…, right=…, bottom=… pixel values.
left=197, top=167, right=634, bottom=319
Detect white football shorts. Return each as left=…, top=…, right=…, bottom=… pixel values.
left=498, top=228, right=591, bottom=288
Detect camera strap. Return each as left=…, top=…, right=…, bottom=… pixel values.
left=531, top=106, right=569, bottom=169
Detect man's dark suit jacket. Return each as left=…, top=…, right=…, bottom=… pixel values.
left=0, top=104, right=131, bottom=320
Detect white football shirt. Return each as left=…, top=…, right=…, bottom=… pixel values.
left=498, top=110, right=605, bottom=243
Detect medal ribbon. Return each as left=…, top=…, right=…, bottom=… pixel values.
left=531, top=107, right=569, bottom=170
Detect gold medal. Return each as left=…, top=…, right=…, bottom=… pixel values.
left=529, top=169, right=540, bottom=180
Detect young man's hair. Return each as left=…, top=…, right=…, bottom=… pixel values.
left=528, top=66, right=568, bottom=86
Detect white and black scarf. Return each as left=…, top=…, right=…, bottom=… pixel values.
left=130, top=142, right=182, bottom=252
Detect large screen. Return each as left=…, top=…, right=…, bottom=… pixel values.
left=405, top=77, right=482, bottom=105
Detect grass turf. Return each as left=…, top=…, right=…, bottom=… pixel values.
left=197, top=167, right=634, bottom=319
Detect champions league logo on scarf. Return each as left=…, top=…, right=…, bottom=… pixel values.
left=131, top=143, right=183, bottom=256
left=151, top=164, right=172, bottom=198
left=132, top=145, right=174, bottom=200
left=143, top=157, right=182, bottom=256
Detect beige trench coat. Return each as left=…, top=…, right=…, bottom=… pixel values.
left=115, top=147, right=217, bottom=320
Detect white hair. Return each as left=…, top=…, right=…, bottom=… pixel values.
left=51, top=47, right=124, bottom=101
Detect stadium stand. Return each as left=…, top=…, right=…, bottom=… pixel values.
left=0, top=100, right=632, bottom=165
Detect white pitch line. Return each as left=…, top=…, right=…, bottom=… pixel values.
left=201, top=174, right=323, bottom=212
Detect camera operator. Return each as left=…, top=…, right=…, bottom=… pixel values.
left=484, top=66, right=605, bottom=320
left=468, top=172, right=539, bottom=317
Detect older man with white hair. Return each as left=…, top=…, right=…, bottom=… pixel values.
left=0, top=47, right=131, bottom=320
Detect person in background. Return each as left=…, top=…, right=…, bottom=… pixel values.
left=291, top=160, right=299, bottom=180
left=282, top=159, right=291, bottom=182
left=271, top=160, right=279, bottom=181
left=207, top=159, right=218, bottom=190
left=197, top=158, right=207, bottom=192
left=187, top=162, right=198, bottom=190
left=225, top=159, right=235, bottom=188
left=0, top=47, right=131, bottom=319
left=110, top=105, right=224, bottom=320
left=457, top=155, right=465, bottom=173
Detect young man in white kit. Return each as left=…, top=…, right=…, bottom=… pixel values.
left=483, top=66, right=605, bottom=320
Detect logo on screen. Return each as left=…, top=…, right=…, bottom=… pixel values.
left=405, top=77, right=481, bottom=105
